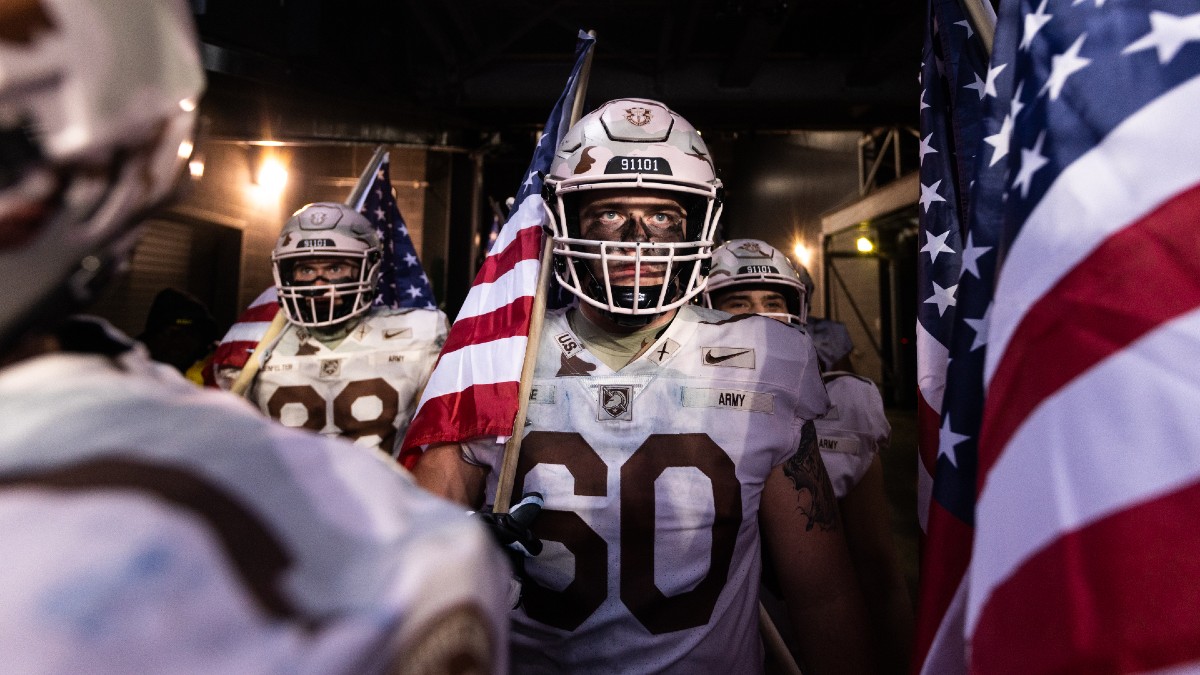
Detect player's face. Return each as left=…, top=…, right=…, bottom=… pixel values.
left=712, top=289, right=789, bottom=322
left=291, top=257, right=358, bottom=286
left=577, top=189, right=687, bottom=286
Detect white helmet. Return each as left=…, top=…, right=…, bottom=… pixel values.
left=272, top=202, right=382, bottom=328
left=704, top=239, right=811, bottom=325
left=0, top=0, right=204, bottom=350
left=544, top=98, right=723, bottom=323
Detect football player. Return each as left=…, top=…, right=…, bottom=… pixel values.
left=706, top=239, right=914, bottom=672
left=413, top=99, right=871, bottom=674
left=214, top=202, right=448, bottom=458
left=0, top=0, right=508, bottom=671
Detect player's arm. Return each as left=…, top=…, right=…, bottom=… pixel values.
left=412, top=442, right=488, bottom=508
left=760, top=420, right=873, bottom=675
left=840, top=456, right=914, bottom=675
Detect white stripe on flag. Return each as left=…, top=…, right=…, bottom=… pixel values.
left=414, top=335, right=529, bottom=409
left=221, top=321, right=273, bottom=344
left=917, top=321, right=949, bottom=412
left=969, top=307, right=1200, bottom=633
left=489, top=194, right=546, bottom=255
left=455, top=259, right=541, bottom=322
left=986, top=75, right=1200, bottom=384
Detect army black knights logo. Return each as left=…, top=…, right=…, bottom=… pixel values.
left=598, top=384, right=633, bottom=421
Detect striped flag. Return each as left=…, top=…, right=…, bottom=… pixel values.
left=914, top=0, right=992, bottom=671
left=206, top=154, right=431, bottom=380
left=398, top=31, right=596, bottom=465
left=965, top=1, right=1200, bottom=672
left=206, top=286, right=279, bottom=379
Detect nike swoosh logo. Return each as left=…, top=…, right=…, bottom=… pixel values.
left=383, top=328, right=411, bottom=339
left=704, top=349, right=752, bottom=364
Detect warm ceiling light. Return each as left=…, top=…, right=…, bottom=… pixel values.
left=792, top=242, right=813, bottom=268
left=256, top=157, right=288, bottom=194
left=856, top=236, right=875, bottom=253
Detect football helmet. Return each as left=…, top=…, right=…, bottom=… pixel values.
left=0, top=0, right=204, bottom=351
left=272, top=202, right=382, bottom=328
left=544, top=98, right=723, bottom=323
left=704, top=239, right=811, bottom=325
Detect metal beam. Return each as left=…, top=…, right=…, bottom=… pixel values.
left=821, top=171, right=919, bottom=236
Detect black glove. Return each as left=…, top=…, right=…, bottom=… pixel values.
left=475, top=492, right=544, bottom=609
left=475, top=492, right=544, bottom=557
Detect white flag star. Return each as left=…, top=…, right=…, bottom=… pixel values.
left=983, top=63, right=1007, bottom=98
left=919, top=133, right=938, bottom=164
left=955, top=19, right=974, bottom=39
left=963, top=71, right=987, bottom=100
left=523, top=171, right=537, bottom=189
left=374, top=207, right=386, bottom=220
left=1021, top=0, right=1053, bottom=50
left=406, top=286, right=424, bottom=299
left=376, top=168, right=385, bottom=181
left=402, top=252, right=418, bottom=267
left=1010, top=81, right=1027, bottom=118
left=920, top=88, right=931, bottom=111
left=959, top=231, right=993, bottom=279
left=925, top=281, right=958, bottom=316
left=1041, top=34, right=1091, bottom=100
left=983, top=113, right=1014, bottom=167
left=1122, top=11, right=1200, bottom=64
left=963, top=303, right=992, bottom=352
left=919, top=179, right=948, bottom=213
left=1012, top=131, right=1049, bottom=198
left=938, top=414, right=971, bottom=468
left=921, top=228, right=956, bottom=264
left=398, top=224, right=409, bottom=236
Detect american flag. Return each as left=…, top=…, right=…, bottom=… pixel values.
left=355, top=154, right=436, bottom=310
left=398, top=31, right=596, bottom=463
left=965, top=0, right=1200, bottom=672
left=915, top=0, right=993, bottom=671
left=206, top=153, right=431, bottom=377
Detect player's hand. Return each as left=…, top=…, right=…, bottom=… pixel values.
left=475, top=492, right=544, bottom=557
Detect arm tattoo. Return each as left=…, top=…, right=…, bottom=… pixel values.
left=782, top=420, right=839, bottom=532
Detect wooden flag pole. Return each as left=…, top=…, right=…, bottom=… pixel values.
left=956, top=0, right=997, bottom=55
left=494, top=31, right=597, bottom=514
left=230, top=145, right=389, bottom=399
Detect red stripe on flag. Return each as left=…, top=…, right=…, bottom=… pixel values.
left=913, top=500, right=973, bottom=673
left=211, top=340, right=257, bottom=371
left=971, top=479, right=1200, bottom=675
left=440, top=296, right=535, bottom=357
left=475, top=225, right=543, bottom=284
left=237, top=300, right=280, bottom=324
left=979, top=183, right=1200, bottom=485
left=399, top=381, right=521, bottom=465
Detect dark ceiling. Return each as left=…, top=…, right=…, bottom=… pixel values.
left=194, top=0, right=922, bottom=144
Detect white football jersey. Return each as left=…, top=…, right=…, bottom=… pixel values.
left=249, top=307, right=447, bottom=456
left=465, top=304, right=829, bottom=674
left=814, top=371, right=891, bottom=499
left=0, top=338, right=509, bottom=674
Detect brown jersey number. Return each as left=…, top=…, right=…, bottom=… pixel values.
left=514, top=431, right=742, bottom=634
left=265, top=377, right=400, bottom=450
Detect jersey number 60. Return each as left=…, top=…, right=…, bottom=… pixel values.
left=514, top=431, right=741, bottom=635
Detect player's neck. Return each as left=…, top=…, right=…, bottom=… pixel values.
left=577, top=303, right=676, bottom=335
left=307, top=315, right=364, bottom=348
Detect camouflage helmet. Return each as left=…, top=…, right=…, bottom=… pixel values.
left=0, top=0, right=203, bottom=350
left=703, top=239, right=810, bottom=326
left=271, top=202, right=382, bottom=328
left=544, top=98, right=723, bottom=322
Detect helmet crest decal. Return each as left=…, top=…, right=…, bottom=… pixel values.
left=624, top=107, right=653, bottom=127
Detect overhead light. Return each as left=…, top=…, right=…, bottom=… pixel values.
left=792, top=241, right=813, bottom=268
left=188, top=154, right=205, bottom=179
left=256, top=156, right=288, bottom=194
left=856, top=236, right=875, bottom=253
